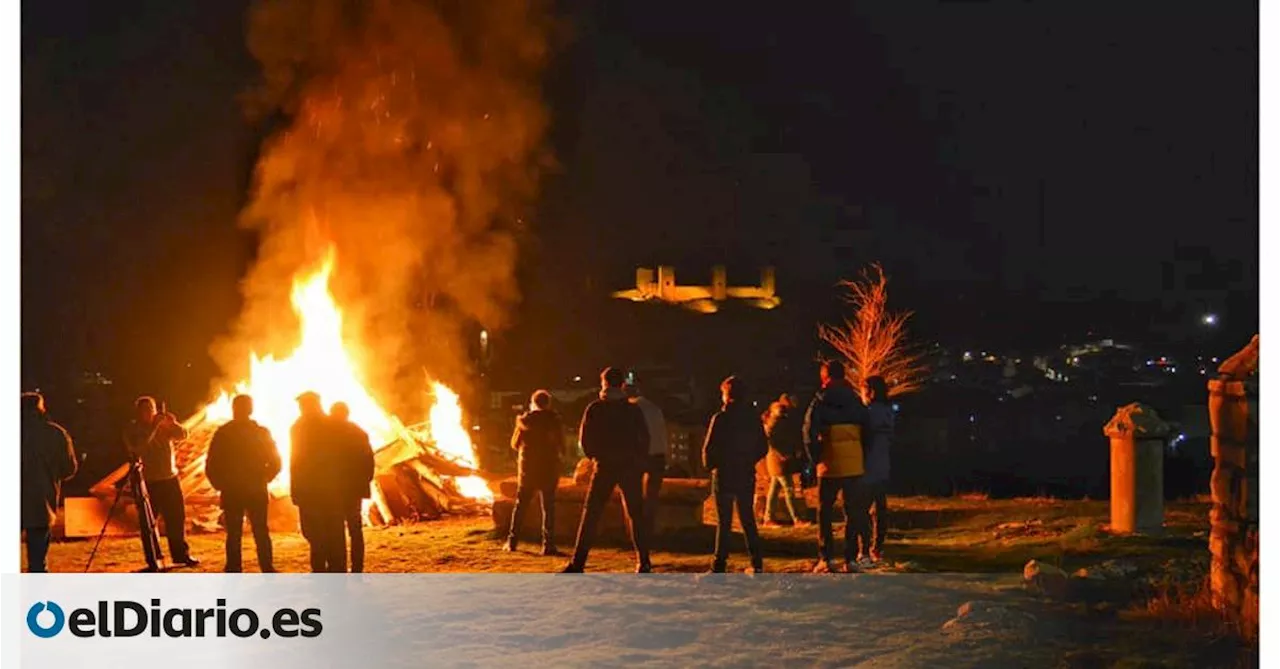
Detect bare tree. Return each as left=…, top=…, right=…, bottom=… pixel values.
left=818, top=263, right=928, bottom=400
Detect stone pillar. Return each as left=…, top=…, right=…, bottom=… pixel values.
left=1103, top=403, right=1171, bottom=534
left=1206, top=335, right=1258, bottom=638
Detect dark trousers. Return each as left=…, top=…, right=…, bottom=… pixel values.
left=145, top=477, right=191, bottom=562
left=223, top=491, right=273, bottom=572
left=865, top=483, right=888, bottom=556
left=299, top=504, right=346, bottom=573
left=713, top=480, right=762, bottom=570
left=344, top=501, right=365, bottom=573
left=507, top=475, right=557, bottom=547
left=817, top=476, right=867, bottom=563
left=570, top=464, right=650, bottom=568
left=643, top=454, right=666, bottom=539
left=24, top=527, right=51, bottom=572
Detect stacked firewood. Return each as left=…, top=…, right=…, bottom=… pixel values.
left=89, top=417, right=491, bottom=531
left=365, top=425, right=492, bottom=525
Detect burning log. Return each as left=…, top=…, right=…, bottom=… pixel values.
left=73, top=417, right=492, bottom=537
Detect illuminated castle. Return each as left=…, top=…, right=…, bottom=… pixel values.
left=613, top=265, right=780, bottom=313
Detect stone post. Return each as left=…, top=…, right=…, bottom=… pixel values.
left=1206, top=335, right=1259, bottom=634
left=1103, top=403, right=1172, bottom=534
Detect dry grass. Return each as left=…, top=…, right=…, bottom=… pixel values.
left=1128, top=576, right=1258, bottom=649
left=38, top=495, right=1213, bottom=577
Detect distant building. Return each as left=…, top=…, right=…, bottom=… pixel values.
left=613, top=265, right=780, bottom=313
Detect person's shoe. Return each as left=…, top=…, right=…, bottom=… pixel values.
left=636, top=563, right=653, bottom=574
left=760, top=520, right=781, bottom=529
left=744, top=565, right=763, bottom=575
left=792, top=521, right=813, bottom=528
left=541, top=545, right=563, bottom=557
left=841, top=560, right=861, bottom=574
left=708, top=563, right=727, bottom=574
left=502, top=538, right=518, bottom=552
left=812, top=560, right=835, bottom=574
left=559, top=562, right=584, bottom=573
left=261, top=566, right=279, bottom=573
left=224, top=566, right=243, bottom=573
left=869, top=550, right=883, bottom=564
left=855, top=554, right=874, bottom=568
left=175, top=556, right=201, bottom=568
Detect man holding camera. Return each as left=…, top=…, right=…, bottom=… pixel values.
left=124, top=396, right=199, bottom=568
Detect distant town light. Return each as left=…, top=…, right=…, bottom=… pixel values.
left=573, top=376, right=582, bottom=382
left=1202, top=313, right=1218, bottom=326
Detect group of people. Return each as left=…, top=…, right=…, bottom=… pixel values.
left=22, top=357, right=890, bottom=575
left=209, top=391, right=376, bottom=573
left=504, top=359, right=895, bottom=574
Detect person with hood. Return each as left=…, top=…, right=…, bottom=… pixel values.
left=505, top=390, right=566, bottom=556
left=21, top=392, right=78, bottom=572
left=562, top=367, right=652, bottom=573
left=625, top=380, right=668, bottom=540
left=205, top=394, right=280, bottom=573
left=330, top=401, right=374, bottom=572
left=859, top=376, right=895, bottom=564
left=290, top=391, right=346, bottom=573
left=124, top=395, right=198, bottom=567
left=761, top=393, right=807, bottom=527
left=802, top=360, right=871, bottom=573
left=703, top=376, right=769, bottom=573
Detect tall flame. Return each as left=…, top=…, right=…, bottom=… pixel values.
left=202, top=250, right=486, bottom=501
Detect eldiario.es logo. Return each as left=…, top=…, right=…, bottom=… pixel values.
left=26, top=599, right=322, bottom=639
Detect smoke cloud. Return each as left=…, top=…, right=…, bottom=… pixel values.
left=213, top=0, right=554, bottom=414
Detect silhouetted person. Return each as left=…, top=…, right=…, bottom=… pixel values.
left=762, top=393, right=806, bottom=527
left=124, top=396, right=198, bottom=567
left=562, top=367, right=652, bottom=573
left=505, top=390, right=565, bottom=555
left=21, top=392, right=78, bottom=572
left=330, top=401, right=374, bottom=572
left=206, top=394, right=280, bottom=573
left=704, top=376, right=769, bottom=573
left=803, top=361, right=870, bottom=573
left=625, top=380, right=668, bottom=540
left=290, top=392, right=346, bottom=573
left=860, top=376, right=894, bottom=564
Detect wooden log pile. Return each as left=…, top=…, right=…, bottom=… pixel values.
left=80, top=417, right=492, bottom=536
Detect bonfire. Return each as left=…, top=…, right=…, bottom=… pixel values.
left=91, top=250, right=494, bottom=530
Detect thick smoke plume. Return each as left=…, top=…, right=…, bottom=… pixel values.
left=213, top=0, right=553, bottom=414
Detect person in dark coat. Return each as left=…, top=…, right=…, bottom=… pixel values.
left=290, top=391, right=346, bottom=573
left=761, top=393, right=806, bottom=527
left=21, top=392, right=78, bottom=572
left=205, top=394, right=281, bottom=573
left=802, top=360, right=871, bottom=573
left=123, top=396, right=198, bottom=567
left=703, top=376, right=769, bottom=573
left=505, top=390, right=565, bottom=555
left=330, top=402, right=374, bottom=572
left=562, top=367, right=652, bottom=573
left=859, top=376, right=895, bottom=564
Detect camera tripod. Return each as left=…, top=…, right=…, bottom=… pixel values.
left=84, top=459, right=168, bottom=573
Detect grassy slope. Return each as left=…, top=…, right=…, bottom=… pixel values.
left=36, top=496, right=1253, bottom=668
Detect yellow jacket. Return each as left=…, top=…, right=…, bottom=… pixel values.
left=817, top=423, right=865, bottom=478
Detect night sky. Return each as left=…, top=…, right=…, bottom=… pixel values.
left=22, top=0, right=1258, bottom=408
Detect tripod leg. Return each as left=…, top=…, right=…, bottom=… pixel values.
left=84, top=482, right=128, bottom=573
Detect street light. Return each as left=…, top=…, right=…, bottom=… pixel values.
left=1202, top=314, right=1219, bottom=326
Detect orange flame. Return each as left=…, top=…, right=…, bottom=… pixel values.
left=201, top=250, right=487, bottom=502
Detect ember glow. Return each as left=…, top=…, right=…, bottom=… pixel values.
left=201, top=249, right=487, bottom=502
